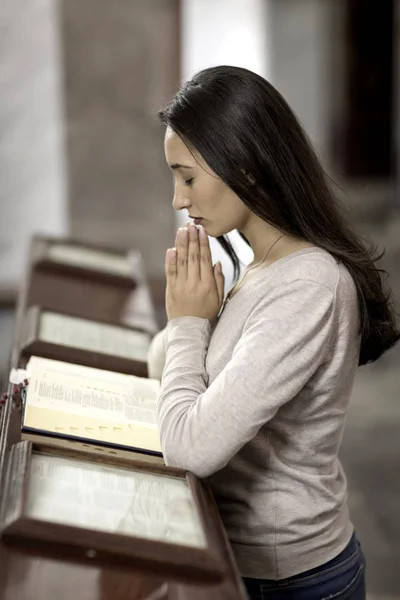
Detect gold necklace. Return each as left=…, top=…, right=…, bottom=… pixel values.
left=225, top=233, right=285, bottom=304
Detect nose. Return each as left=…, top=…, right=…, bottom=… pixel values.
left=172, top=189, right=190, bottom=212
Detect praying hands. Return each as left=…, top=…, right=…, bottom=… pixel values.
left=165, top=224, right=225, bottom=321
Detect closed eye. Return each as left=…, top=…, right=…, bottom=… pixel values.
left=184, top=178, right=194, bottom=187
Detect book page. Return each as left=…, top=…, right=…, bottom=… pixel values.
left=24, top=357, right=161, bottom=452
left=39, top=311, right=150, bottom=362
left=46, top=244, right=133, bottom=277
left=26, top=453, right=206, bottom=548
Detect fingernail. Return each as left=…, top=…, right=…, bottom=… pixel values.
left=199, top=225, right=207, bottom=237
left=170, top=247, right=176, bottom=262
left=217, top=261, right=222, bottom=273
left=179, top=227, right=188, bottom=239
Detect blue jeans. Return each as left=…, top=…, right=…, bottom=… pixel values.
left=243, top=533, right=366, bottom=600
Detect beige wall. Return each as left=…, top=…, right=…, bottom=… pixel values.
left=61, top=0, right=180, bottom=280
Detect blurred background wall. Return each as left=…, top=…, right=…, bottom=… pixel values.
left=0, top=0, right=179, bottom=299
left=0, top=0, right=68, bottom=300
left=1, top=0, right=399, bottom=295
left=63, top=0, right=179, bottom=281
left=0, top=2, right=399, bottom=597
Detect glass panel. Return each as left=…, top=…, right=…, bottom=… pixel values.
left=39, top=311, right=150, bottom=362
left=46, top=244, right=132, bottom=277
left=26, top=453, right=207, bottom=548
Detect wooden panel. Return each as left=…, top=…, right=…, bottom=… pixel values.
left=1, top=442, right=224, bottom=583
left=0, top=432, right=246, bottom=599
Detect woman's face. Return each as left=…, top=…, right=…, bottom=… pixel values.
left=164, top=127, right=251, bottom=237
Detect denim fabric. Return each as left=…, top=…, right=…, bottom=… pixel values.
left=243, top=534, right=366, bottom=600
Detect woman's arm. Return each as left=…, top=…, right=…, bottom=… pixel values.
left=147, top=327, right=168, bottom=380
left=157, top=280, right=335, bottom=478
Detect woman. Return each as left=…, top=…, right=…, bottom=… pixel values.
left=148, top=65, right=399, bottom=600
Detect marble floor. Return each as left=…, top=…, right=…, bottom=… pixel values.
left=0, top=211, right=399, bottom=599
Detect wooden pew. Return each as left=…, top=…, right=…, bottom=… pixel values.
left=0, top=237, right=247, bottom=600
left=10, top=237, right=158, bottom=370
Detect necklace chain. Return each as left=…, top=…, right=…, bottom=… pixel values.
left=225, top=233, right=285, bottom=304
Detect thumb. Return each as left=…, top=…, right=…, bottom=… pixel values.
left=214, top=262, right=225, bottom=305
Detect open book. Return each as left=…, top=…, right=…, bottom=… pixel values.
left=21, top=356, right=162, bottom=456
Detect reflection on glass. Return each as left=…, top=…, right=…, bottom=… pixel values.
left=25, top=453, right=207, bottom=548
left=39, top=311, right=150, bottom=361
left=46, top=244, right=132, bottom=277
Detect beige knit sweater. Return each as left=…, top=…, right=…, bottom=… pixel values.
left=147, top=248, right=360, bottom=580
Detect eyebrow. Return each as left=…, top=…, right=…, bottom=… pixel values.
left=169, top=163, right=194, bottom=170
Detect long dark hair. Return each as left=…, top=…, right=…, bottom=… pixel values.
left=159, top=65, right=399, bottom=365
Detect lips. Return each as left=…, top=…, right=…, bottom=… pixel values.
left=189, top=215, right=203, bottom=224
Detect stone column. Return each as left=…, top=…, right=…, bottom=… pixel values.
left=60, top=0, right=180, bottom=282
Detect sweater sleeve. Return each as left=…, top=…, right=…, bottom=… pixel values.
left=147, top=327, right=168, bottom=380
left=157, top=280, right=334, bottom=478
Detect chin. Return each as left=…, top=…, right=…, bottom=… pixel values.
left=203, top=223, right=233, bottom=238
left=205, top=227, right=221, bottom=238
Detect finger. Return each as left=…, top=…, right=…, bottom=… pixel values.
left=198, top=225, right=213, bottom=280
left=165, top=247, right=177, bottom=280
left=214, top=262, right=225, bottom=305
left=176, top=227, right=188, bottom=281
left=187, top=224, right=201, bottom=281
